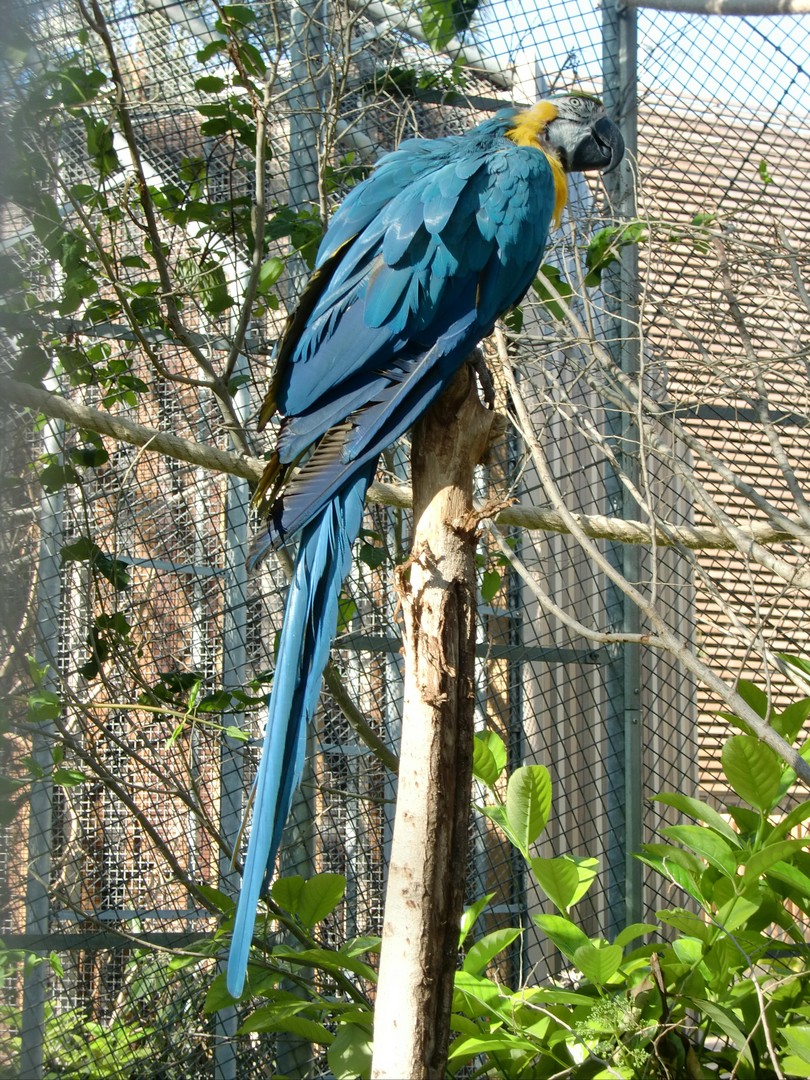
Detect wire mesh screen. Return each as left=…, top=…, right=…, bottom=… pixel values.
left=1, top=0, right=809, bottom=1075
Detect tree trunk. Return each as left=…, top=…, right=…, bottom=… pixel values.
left=371, top=365, right=495, bottom=1080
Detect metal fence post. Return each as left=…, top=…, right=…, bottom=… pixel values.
left=274, top=2, right=326, bottom=1072
left=602, top=0, right=643, bottom=932
left=19, top=399, right=63, bottom=1080
left=214, top=378, right=252, bottom=1078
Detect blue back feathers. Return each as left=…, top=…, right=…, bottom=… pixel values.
left=227, top=107, right=561, bottom=999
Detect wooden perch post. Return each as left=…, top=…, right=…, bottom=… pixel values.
left=371, top=365, right=496, bottom=1080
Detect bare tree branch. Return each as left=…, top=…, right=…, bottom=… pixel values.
left=500, top=355, right=810, bottom=785
left=5, top=373, right=808, bottom=558
left=8, top=373, right=809, bottom=560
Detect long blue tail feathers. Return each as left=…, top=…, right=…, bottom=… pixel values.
left=226, top=461, right=376, bottom=999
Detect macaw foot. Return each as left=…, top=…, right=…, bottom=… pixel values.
left=468, top=347, right=496, bottom=410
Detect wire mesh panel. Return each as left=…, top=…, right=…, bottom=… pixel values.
left=1, top=0, right=809, bottom=1075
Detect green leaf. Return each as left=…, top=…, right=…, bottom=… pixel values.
left=196, top=883, right=235, bottom=914
left=462, top=927, right=522, bottom=976
left=70, top=442, right=110, bottom=469
left=39, top=460, right=80, bottom=492
left=769, top=801, right=810, bottom=845
left=328, top=1024, right=373, bottom=1080
left=653, top=791, right=741, bottom=846
left=296, top=873, right=346, bottom=930
left=420, top=0, right=471, bottom=51
left=639, top=842, right=704, bottom=876
left=458, top=892, right=494, bottom=947
left=194, top=75, right=227, bottom=93
left=637, top=843, right=706, bottom=902
left=773, top=697, right=810, bottom=742
left=692, top=998, right=752, bottom=1061
left=0, top=774, right=26, bottom=797
left=703, top=934, right=740, bottom=987
left=336, top=595, right=357, bottom=633
left=766, top=859, right=810, bottom=897
left=532, top=265, right=573, bottom=320
left=743, top=838, right=808, bottom=884
left=272, top=945, right=376, bottom=982
left=271, top=874, right=305, bottom=914
left=505, top=765, right=551, bottom=857
left=533, top=913, right=591, bottom=962
left=572, top=941, right=622, bottom=985
left=472, top=732, right=506, bottom=789
left=53, top=768, right=85, bottom=787
left=217, top=4, right=258, bottom=29
left=257, top=256, right=285, bottom=294
left=60, top=537, right=130, bottom=590
left=13, top=344, right=51, bottom=386
left=198, top=261, right=233, bottom=315
left=662, top=824, right=738, bottom=877
left=53, top=65, right=107, bottom=107
left=340, top=935, right=380, bottom=959
left=478, top=803, right=520, bottom=851
left=656, top=907, right=711, bottom=941
left=779, top=654, right=810, bottom=686
left=735, top=678, right=769, bottom=718
left=480, top=569, right=501, bottom=604
left=531, top=855, right=599, bottom=913
left=783, top=1026, right=810, bottom=1065
left=722, top=735, right=782, bottom=811
left=613, top=922, right=657, bottom=949
left=453, top=970, right=510, bottom=1017
left=358, top=541, right=386, bottom=569
left=28, top=688, right=60, bottom=723
left=204, top=971, right=237, bottom=1012
left=502, top=305, right=523, bottom=333
left=447, top=1031, right=537, bottom=1063
left=240, top=1001, right=333, bottom=1042
left=82, top=115, right=119, bottom=177
left=197, top=40, right=227, bottom=63
left=271, top=873, right=345, bottom=930
left=714, top=892, right=761, bottom=934
left=224, top=725, right=249, bottom=742
left=584, top=221, right=648, bottom=287
left=198, top=689, right=233, bottom=713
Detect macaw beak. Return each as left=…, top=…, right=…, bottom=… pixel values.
left=570, top=116, right=625, bottom=174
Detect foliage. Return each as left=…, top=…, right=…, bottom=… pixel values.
left=0, top=5, right=324, bottom=425
left=206, top=665, right=810, bottom=1079
left=445, top=667, right=810, bottom=1079
left=0, top=947, right=214, bottom=1078
left=420, top=0, right=482, bottom=51
left=13, top=660, right=804, bottom=1076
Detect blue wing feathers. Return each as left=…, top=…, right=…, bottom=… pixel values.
left=228, top=108, right=560, bottom=998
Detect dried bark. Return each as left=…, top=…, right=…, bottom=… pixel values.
left=371, top=365, right=495, bottom=1080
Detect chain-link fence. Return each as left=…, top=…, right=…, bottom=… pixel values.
left=1, top=0, right=809, bottom=1075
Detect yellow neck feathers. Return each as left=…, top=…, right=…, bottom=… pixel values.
left=506, top=102, right=568, bottom=227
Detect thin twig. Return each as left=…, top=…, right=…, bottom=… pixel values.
left=501, top=356, right=810, bottom=784
left=5, top=374, right=807, bottom=557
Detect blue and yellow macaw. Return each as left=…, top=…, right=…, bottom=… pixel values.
left=227, top=93, right=624, bottom=998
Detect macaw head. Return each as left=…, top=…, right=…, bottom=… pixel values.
left=507, top=92, right=624, bottom=176
left=544, top=92, right=625, bottom=175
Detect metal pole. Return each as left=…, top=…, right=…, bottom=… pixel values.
left=214, top=393, right=251, bottom=1078
left=281, top=0, right=325, bottom=884
left=19, top=395, right=63, bottom=1080
left=273, top=4, right=325, bottom=1071
left=602, top=0, right=643, bottom=933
